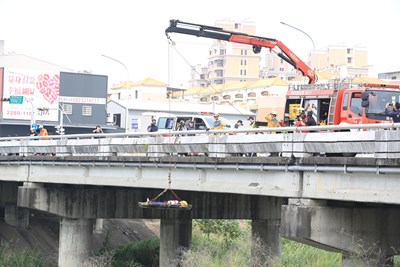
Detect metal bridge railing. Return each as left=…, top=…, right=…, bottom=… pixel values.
left=0, top=123, right=399, bottom=158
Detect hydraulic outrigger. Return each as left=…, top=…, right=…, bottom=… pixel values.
left=166, top=19, right=317, bottom=84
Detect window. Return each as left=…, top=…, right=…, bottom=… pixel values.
left=220, top=49, right=225, bottom=55
left=261, top=91, right=269, bottom=96
left=135, top=90, right=138, bottom=99
left=342, top=93, right=349, bottom=111
left=234, top=23, right=240, bottom=29
left=244, top=70, right=247, bottom=76
left=215, top=59, right=224, bottom=67
left=82, top=105, right=92, bottom=116
left=62, top=104, right=72, bottom=115
left=248, top=92, right=256, bottom=98
left=347, top=57, right=352, bottom=64
left=350, top=93, right=362, bottom=115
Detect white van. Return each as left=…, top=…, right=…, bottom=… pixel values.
left=157, top=114, right=231, bottom=132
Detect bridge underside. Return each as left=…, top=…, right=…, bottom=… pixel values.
left=16, top=184, right=286, bottom=267
left=17, top=184, right=285, bottom=220
left=282, top=199, right=400, bottom=266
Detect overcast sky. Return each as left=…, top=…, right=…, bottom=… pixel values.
left=1, top=0, right=399, bottom=88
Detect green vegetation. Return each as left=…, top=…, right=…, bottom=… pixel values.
left=112, top=237, right=159, bottom=267
left=180, top=220, right=343, bottom=266
left=85, top=219, right=400, bottom=266
left=5, top=219, right=400, bottom=267
left=0, top=241, right=56, bottom=267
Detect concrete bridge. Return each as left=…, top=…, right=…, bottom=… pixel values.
left=1, top=123, right=400, bottom=266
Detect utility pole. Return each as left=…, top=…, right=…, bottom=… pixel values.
left=101, top=54, right=130, bottom=133
left=280, top=22, right=315, bottom=70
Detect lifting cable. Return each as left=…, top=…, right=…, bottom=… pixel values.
left=138, top=37, right=192, bottom=211
left=165, top=33, right=250, bottom=121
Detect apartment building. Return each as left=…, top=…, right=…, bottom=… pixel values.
left=206, top=20, right=261, bottom=86
left=314, top=44, right=369, bottom=76
left=262, top=53, right=297, bottom=81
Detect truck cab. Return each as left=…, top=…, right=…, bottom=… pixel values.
left=284, top=82, right=400, bottom=126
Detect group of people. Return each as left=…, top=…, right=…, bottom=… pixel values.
left=236, top=111, right=282, bottom=131
left=29, top=125, right=104, bottom=137
left=147, top=118, right=197, bottom=132
left=29, top=125, right=48, bottom=137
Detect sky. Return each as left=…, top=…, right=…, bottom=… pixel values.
left=1, top=0, right=399, bottom=88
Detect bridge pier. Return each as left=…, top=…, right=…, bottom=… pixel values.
left=281, top=199, right=400, bottom=266
left=0, top=182, right=29, bottom=228
left=160, top=213, right=192, bottom=267
left=252, top=219, right=281, bottom=260
left=59, top=218, right=94, bottom=267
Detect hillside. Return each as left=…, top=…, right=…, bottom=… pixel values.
left=0, top=211, right=159, bottom=263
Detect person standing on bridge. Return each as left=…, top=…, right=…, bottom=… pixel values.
left=147, top=119, right=159, bottom=132
left=93, top=125, right=103, bottom=134
left=234, top=120, right=243, bottom=130
left=38, top=125, right=49, bottom=155
left=38, top=125, right=48, bottom=139
left=211, top=113, right=226, bottom=130
left=265, top=111, right=281, bottom=131
left=187, top=120, right=196, bottom=133
left=246, top=116, right=259, bottom=157
left=29, top=128, right=37, bottom=137
left=301, top=111, right=317, bottom=127
left=385, top=102, right=400, bottom=122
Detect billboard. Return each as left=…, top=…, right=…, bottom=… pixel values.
left=2, top=68, right=60, bottom=121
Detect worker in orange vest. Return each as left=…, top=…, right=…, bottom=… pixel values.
left=38, top=125, right=49, bottom=139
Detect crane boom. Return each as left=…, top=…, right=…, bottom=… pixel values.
left=166, top=19, right=317, bottom=84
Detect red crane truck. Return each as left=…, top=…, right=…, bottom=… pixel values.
left=166, top=20, right=400, bottom=126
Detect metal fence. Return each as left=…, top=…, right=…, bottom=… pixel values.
left=0, top=123, right=400, bottom=158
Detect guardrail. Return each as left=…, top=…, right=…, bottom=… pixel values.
left=0, top=123, right=399, bottom=158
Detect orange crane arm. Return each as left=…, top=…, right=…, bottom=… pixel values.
left=166, top=19, right=316, bottom=84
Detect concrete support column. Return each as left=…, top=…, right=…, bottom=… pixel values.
left=282, top=203, right=400, bottom=266
left=252, top=219, right=281, bottom=262
left=59, top=218, right=94, bottom=267
left=94, top=218, right=104, bottom=233
left=160, top=215, right=192, bottom=267
left=4, top=204, right=29, bottom=228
